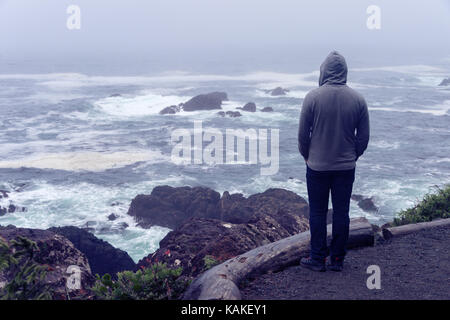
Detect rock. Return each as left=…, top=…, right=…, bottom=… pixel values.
left=181, top=92, right=228, bottom=112
left=0, top=190, right=9, bottom=199
left=127, top=186, right=222, bottom=229
left=159, top=105, right=181, bottom=115
left=217, top=111, right=242, bottom=118
left=261, top=107, right=274, bottom=112
left=0, top=207, right=6, bottom=216
left=107, top=213, right=119, bottom=221
left=48, top=226, right=136, bottom=277
left=0, top=225, right=94, bottom=300
left=237, top=102, right=256, bottom=112
left=265, top=87, right=289, bottom=96
left=351, top=194, right=378, bottom=212
left=225, top=111, right=242, bottom=118
left=438, top=78, right=450, bottom=86
left=133, top=187, right=310, bottom=277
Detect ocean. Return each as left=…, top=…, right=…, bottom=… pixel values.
left=1, top=53, right=449, bottom=261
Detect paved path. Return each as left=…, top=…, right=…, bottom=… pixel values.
left=240, top=225, right=450, bottom=300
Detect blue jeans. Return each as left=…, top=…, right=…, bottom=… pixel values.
left=306, top=166, right=355, bottom=262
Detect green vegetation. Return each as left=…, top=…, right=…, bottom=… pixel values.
left=92, top=262, right=189, bottom=300
left=393, top=185, right=450, bottom=226
left=0, top=236, right=52, bottom=300
left=203, top=255, right=219, bottom=270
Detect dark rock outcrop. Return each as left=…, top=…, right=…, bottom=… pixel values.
left=351, top=194, right=378, bottom=213
left=159, top=105, right=181, bottom=115
left=265, top=87, right=289, bottom=96
left=438, top=78, right=450, bottom=86
left=0, top=225, right=94, bottom=300
left=133, top=187, right=310, bottom=277
left=127, top=186, right=222, bottom=229
left=48, top=226, right=136, bottom=277
left=182, top=92, right=228, bottom=112
left=261, top=107, right=274, bottom=112
left=237, top=102, right=256, bottom=112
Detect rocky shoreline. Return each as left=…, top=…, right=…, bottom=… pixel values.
left=0, top=185, right=387, bottom=299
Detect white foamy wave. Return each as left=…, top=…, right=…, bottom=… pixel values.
left=352, top=64, right=445, bottom=75
left=0, top=176, right=192, bottom=261
left=94, top=93, right=189, bottom=117
left=369, top=100, right=450, bottom=116
left=371, top=140, right=400, bottom=150
left=0, top=150, right=167, bottom=172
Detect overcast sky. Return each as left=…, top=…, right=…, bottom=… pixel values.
left=0, top=0, right=449, bottom=70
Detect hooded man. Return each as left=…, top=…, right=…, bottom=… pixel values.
left=298, top=51, right=370, bottom=272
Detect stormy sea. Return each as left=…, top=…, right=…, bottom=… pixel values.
left=1, top=53, right=449, bottom=261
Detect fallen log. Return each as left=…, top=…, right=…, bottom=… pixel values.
left=183, top=217, right=374, bottom=300
left=382, top=218, right=450, bottom=240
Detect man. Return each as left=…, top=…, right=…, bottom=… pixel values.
left=298, top=51, right=370, bottom=272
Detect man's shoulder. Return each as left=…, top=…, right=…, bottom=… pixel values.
left=344, top=85, right=366, bottom=104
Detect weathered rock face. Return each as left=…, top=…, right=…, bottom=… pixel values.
left=48, top=226, right=136, bottom=277
left=438, top=78, right=450, bottom=86
left=182, top=92, right=228, bottom=111
left=133, top=187, right=310, bottom=277
left=0, top=226, right=94, bottom=300
left=265, top=87, right=289, bottom=96
left=238, top=102, right=257, bottom=112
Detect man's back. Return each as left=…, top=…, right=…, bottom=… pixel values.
left=298, top=51, right=370, bottom=171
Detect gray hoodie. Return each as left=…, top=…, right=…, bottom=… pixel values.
left=298, top=51, right=370, bottom=171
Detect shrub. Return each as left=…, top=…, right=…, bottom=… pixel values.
left=203, top=255, right=219, bottom=271
left=0, top=236, right=52, bottom=300
left=393, top=184, right=450, bottom=226
left=92, top=262, right=189, bottom=300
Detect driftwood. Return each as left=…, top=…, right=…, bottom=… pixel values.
left=183, top=217, right=374, bottom=300
left=382, top=218, right=450, bottom=240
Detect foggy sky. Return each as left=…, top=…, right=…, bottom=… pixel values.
left=0, top=0, right=449, bottom=64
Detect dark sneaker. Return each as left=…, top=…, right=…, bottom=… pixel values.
left=327, top=257, right=344, bottom=272
left=300, top=257, right=326, bottom=272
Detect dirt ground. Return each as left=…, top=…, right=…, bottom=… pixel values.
left=240, top=225, right=450, bottom=300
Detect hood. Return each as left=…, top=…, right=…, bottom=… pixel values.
left=319, top=51, right=348, bottom=86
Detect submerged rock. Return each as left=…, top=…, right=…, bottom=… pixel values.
left=265, top=87, right=290, bottom=96
left=261, top=107, right=274, bottom=112
left=48, top=226, right=136, bottom=277
left=438, top=78, right=450, bottom=86
left=217, top=111, right=242, bottom=118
